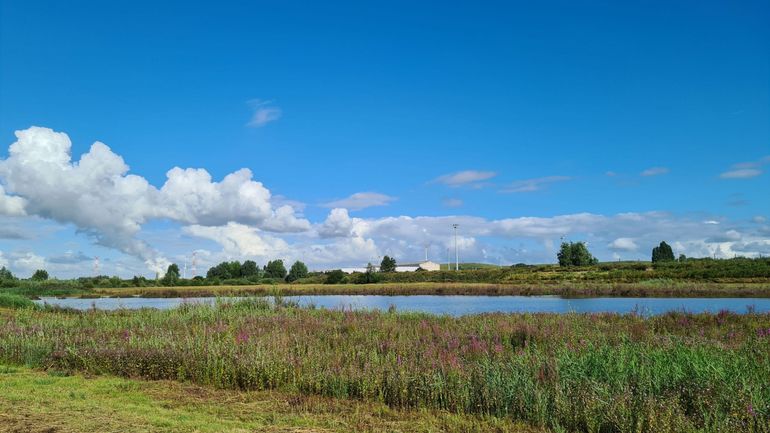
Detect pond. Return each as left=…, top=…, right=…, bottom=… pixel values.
left=34, top=295, right=770, bottom=316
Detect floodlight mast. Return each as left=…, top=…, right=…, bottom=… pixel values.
left=452, top=224, right=459, bottom=271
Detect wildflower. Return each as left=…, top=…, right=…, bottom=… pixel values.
left=235, top=330, right=249, bottom=344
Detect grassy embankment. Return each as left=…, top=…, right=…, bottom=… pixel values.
left=1, top=300, right=768, bottom=432
left=5, top=258, right=769, bottom=299
left=90, top=280, right=770, bottom=298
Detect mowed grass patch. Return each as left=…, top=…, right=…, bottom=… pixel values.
left=0, top=365, right=540, bottom=433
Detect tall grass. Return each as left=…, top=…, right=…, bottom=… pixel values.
left=0, top=292, right=36, bottom=309
left=1, top=301, right=768, bottom=432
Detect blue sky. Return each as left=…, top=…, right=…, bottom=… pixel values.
left=0, top=0, right=768, bottom=277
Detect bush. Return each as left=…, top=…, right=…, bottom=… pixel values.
left=324, top=270, right=348, bottom=284
left=0, top=292, right=36, bottom=309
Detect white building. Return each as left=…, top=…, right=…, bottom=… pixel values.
left=338, top=260, right=440, bottom=273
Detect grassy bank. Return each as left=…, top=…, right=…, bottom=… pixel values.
left=89, top=280, right=770, bottom=298
left=0, top=365, right=536, bottom=433
left=1, top=301, right=768, bottom=432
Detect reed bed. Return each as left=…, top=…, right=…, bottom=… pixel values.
left=1, top=300, right=768, bottom=432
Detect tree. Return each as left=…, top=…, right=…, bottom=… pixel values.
left=31, top=269, right=49, bottom=281
left=264, top=260, right=287, bottom=279
left=652, top=241, right=675, bottom=263
left=324, top=269, right=347, bottom=284
left=557, top=242, right=598, bottom=267
left=380, top=255, right=397, bottom=272
left=0, top=267, right=15, bottom=281
left=678, top=254, right=687, bottom=262
left=355, top=262, right=381, bottom=284
left=241, top=260, right=259, bottom=278
left=162, top=263, right=180, bottom=286
left=206, top=261, right=242, bottom=280
left=286, top=260, right=308, bottom=282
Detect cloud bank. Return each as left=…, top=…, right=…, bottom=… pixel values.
left=1, top=126, right=768, bottom=278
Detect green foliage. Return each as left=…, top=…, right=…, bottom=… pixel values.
left=0, top=292, right=36, bottom=309
left=241, top=260, right=259, bottom=278
left=30, top=269, right=49, bottom=281
left=161, top=264, right=180, bottom=286
left=1, top=304, right=768, bottom=432
left=285, top=261, right=308, bottom=283
left=380, top=255, right=397, bottom=272
left=264, top=260, right=287, bottom=279
left=652, top=241, right=676, bottom=263
left=206, top=261, right=243, bottom=280
left=355, top=263, right=382, bottom=284
left=323, top=269, right=347, bottom=284
left=0, top=267, right=16, bottom=281
left=557, top=241, right=598, bottom=266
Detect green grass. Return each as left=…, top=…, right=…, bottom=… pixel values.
left=0, top=292, right=36, bottom=309
left=0, top=364, right=538, bottom=433
left=1, top=300, right=768, bottom=432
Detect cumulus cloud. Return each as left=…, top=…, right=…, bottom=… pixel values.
left=322, top=192, right=397, bottom=211
left=247, top=99, right=282, bottom=127
left=432, top=170, right=497, bottom=187
left=499, top=176, right=571, bottom=193
left=0, top=185, right=26, bottom=216
left=184, top=223, right=290, bottom=258
left=608, top=237, right=638, bottom=251
left=640, top=167, right=669, bottom=177
left=10, top=252, right=46, bottom=277
left=0, top=126, right=309, bottom=274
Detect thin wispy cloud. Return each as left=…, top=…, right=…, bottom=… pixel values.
left=499, top=176, right=571, bottom=193
left=640, top=167, right=669, bottom=177
left=720, top=156, right=769, bottom=179
left=433, top=170, right=497, bottom=187
left=247, top=99, right=282, bottom=127
left=442, top=198, right=464, bottom=208
left=322, top=192, right=397, bottom=211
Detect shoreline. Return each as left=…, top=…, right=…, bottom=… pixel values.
left=87, top=281, right=770, bottom=299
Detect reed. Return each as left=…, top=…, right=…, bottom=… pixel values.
left=1, top=300, right=768, bottom=432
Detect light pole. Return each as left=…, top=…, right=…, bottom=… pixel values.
left=452, top=224, right=459, bottom=271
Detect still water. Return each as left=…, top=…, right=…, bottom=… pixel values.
left=34, top=295, right=770, bottom=316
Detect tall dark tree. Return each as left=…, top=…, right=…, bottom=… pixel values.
left=380, top=255, right=397, bottom=272
left=0, top=267, right=15, bottom=280
left=286, top=260, right=309, bottom=282
left=557, top=242, right=598, bottom=267
left=652, top=241, right=675, bottom=263
left=264, top=260, right=287, bottom=279
left=31, top=269, right=49, bottom=281
left=162, top=263, right=180, bottom=285
left=241, top=260, right=258, bottom=278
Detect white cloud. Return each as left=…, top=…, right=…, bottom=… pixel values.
left=433, top=170, right=497, bottom=187
left=499, top=176, right=571, bottom=193
left=11, top=252, right=46, bottom=277
left=640, top=167, right=669, bottom=177
left=322, top=192, right=397, bottom=211
left=720, top=168, right=762, bottom=179
left=608, top=237, right=638, bottom=251
left=184, top=223, right=290, bottom=258
left=442, top=198, right=463, bottom=208
left=247, top=99, right=282, bottom=127
left=0, top=126, right=309, bottom=274
left=720, top=156, right=769, bottom=179
left=0, top=185, right=26, bottom=216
